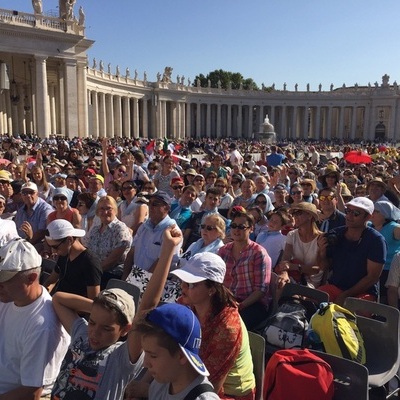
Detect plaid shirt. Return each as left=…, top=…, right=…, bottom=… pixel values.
left=218, top=240, right=271, bottom=305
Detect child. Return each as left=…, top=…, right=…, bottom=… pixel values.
left=134, top=303, right=220, bottom=399
left=51, top=226, right=184, bottom=400
left=256, top=210, right=290, bottom=268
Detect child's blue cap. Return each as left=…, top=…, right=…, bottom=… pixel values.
left=147, top=303, right=209, bottom=376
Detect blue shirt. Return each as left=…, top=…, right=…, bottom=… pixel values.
left=15, top=197, right=53, bottom=239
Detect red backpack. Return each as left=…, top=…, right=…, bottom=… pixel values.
left=263, top=349, right=334, bottom=400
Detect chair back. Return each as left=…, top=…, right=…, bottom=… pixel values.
left=281, top=282, right=329, bottom=305
left=248, top=331, right=265, bottom=400
left=268, top=272, right=279, bottom=315
left=344, top=297, right=400, bottom=388
left=309, top=350, right=369, bottom=400
left=106, top=279, right=141, bottom=310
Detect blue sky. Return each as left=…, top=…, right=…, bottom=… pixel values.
left=4, top=1, right=400, bottom=90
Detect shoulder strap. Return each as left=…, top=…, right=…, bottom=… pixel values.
left=184, top=383, right=215, bottom=400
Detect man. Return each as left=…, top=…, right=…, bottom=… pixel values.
left=14, top=181, right=53, bottom=245
left=309, top=146, right=320, bottom=166
left=367, top=177, right=389, bottom=203
left=0, top=238, right=69, bottom=399
left=169, top=185, right=198, bottom=230
left=105, top=146, right=121, bottom=171
left=205, top=154, right=228, bottom=178
left=266, top=145, right=285, bottom=167
left=229, top=143, right=243, bottom=167
left=44, top=220, right=102, bottom=299
left=122, top=191, right=182, bottom=279
left=319, top=197, right=386, bottom=305
left=87, top=174, right=107, bottom=197
left=317, top=187, right=346, bottom=233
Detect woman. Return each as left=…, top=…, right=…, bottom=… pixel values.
left=288, top=182, right=304, bottom=206
left=141, top=180, right=157, bottom=194
left=369, top=200, right=400, bottom=301
left=230, top=179, right=256, bottom=214
left=215, top=178, right=233, bottom=212
left=76, top=192, right=97, bottom=234
left=171, top=253, right=256, bottom=400
left=119, top=180, right=148, bottom=237
left=101, top=139, right=128, bottom=189
left=146, top=161, right=160, bottom=181
left=47, top=187, right=81, bottom=228
left=106, top=180, right=123, bottom=204
left=254, top=192, right=273, bottom=215
left=205, top=171, right=217, bottom=191
left=300, top=179, right=319, bottom=206
left=272, top=183, right=290, bottom=210
left=153, top=155, right=179, bottom=197
left=275, top=202, right=324, bottom=288
left=28, top=165, right=54, bottom=201
left=180, top=214, right=226, bottom=268
left=218, top=210, right=271, bottom=330
left=248, top=206, right=269, bottom=241
left=86, top=196, right=132, bottom=288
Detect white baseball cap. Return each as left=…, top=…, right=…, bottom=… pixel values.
left=46, top=219, right=86, bottom=240
left=345, top=196, right=374, bottom=215
left=21, top=181, right=38, bottom=192
left=171, top=252, right=226, bottom=284
left=0, top=238, right=42, bottom=283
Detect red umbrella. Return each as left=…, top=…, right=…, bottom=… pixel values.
left=344, top=150, right=372, bottom=164
left=0, top=159, right=11, bottom=166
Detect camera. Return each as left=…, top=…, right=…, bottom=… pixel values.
left=324, top=232, right=338, bottom=246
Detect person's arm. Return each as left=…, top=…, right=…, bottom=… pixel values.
left=393, top=226, right=400, bottom=241
left=52, top=291, right=93, bottom=334
left=43, top=270, right=60, bottom=293
left=0, top=386, right=43, bottom=400
left=127, top=226, right=182, bottom=363
left=122, top=247, right=134, bottom=280
left=72, top=209, right=82, bottom=228
left=101, top=246, right=127, bottom=272
left=101, top=138, right=110, bottom=176
left=86, top=285, right=100, bottom=300
left=335, top=259, right=384, bottom=306
left=387, top=286, right=399, bottom=308
left=238, top=290, right=264, bottom=310
left=131, top=205, right=148, bottom=237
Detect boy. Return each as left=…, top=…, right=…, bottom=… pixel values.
left=51, top=226, right=183, bottom=399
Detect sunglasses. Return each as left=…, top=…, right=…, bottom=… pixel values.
left=291, top=210, right=304, bottom=217
left=230, top=223, right=250, bottom=230
left=108, top=153, right=116, bottom=156
left=200, top=224, right=217, bottom=231
left=319, top=195, right=335, bottom=201
left=344, top=208, right=365, bottom=217
left=0, top=180, right=10, bottom=185
left=47, top=237, right=67, bottom=250
left=118, top=169, right=126, bottom=174
left=21, top=190, right=36, bottom=196
left=53, top=196, right=67, bottom=201
left=122, top=186, right=134, bottom=191
left=291, top=191, right=302, bottom=195
left=172, top=186, right=184, bottom=190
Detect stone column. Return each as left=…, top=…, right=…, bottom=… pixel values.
left=315, top=106, right=321, bottom=139
left=338, top=107, right=345, bottom=140
left=162, top=100, right=167, bottom=138
left=186, top=103, right=191, bottom=137
left=57, top=62, right=65, bottom=137
left=171, top=101, right=177, bottom=139
left=114, top=95, right=122, bottom=138
left=363, top=105, right=371, bottom=140
left=77, top=60, right=88, bottom=137
left=17, top=84, right=25, bottom=135
left=302, top=107, right=309, bottom=139
left=390, top=103, right=397, bottom=141
left=216, top=104, right=222, bottom=138
left=326, top=107, right=332, bottom=140
left=206, top=103, right=211, bottom=138
left=281, top=106, right=287, bottom=140
left=63, top=58, right=79, bottom=138
left=196, top=102, right=201, bottom=139
left=99, top=92, right=106, bottom=137
left=123, top=97, right=131, bottom=137
left=237, top=105, right=242, bottom=138
left=180, top=102, right=186, bottom=139
left=291, top=106, right=298, bottom=139
left=106, top=94, right=114, bottom=138
left=142, top=98, right=148, bottom=138
left=133, top=97, right=139, bottom=137
left=0, top=93, right=4, bottom=134
left=34, top=56, right=50, bottom=137
left=350, top=106, right=357, bottom=140
left=270, top=105, right=276, bottom=127
left=227, top=104, right=232, bottom=137
left=49, top=84, right=57, bottom=134
left=91, top=91, right=99, bottom=138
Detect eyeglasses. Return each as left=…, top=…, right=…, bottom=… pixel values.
left=215, top=184, right=225, bottom=188
left=0, top=180, right=10, bottom=185
left=21, top=190, right=36, bottom=196
left=344, top=208, right=365, bottom=217
left=172, top=186, right=184, bottom=190
left=291, top=191, right=302, bottom=195
left=148, top=167, right=158, bottom=171
left=230, top=223, right=250, bottom=230
left=149, top=201, right=165, bottom=207
left=301, top=183, right=312, bottom=187
left=122, top=186, right=134, bottom=191
left=319, top=195, right=335, bottom=201
left=255, top=200, right=267, bottom=205
left=99, top=206, right=114, bottom=212
left=47, top=237, right=67, bottom=250
left=200, top=224, right=217, bottom=231
left=77, top=202, right=86, bottom=207
left=53, top=196, right=67, bottom=201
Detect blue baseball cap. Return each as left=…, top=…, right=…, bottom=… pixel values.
left=146, top=303, right=209, bottom=376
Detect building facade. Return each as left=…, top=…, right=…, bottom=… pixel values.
left=1, top=5, right=400, bottom=141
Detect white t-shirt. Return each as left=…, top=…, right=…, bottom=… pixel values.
left=0, top=288, right=70, bottom=395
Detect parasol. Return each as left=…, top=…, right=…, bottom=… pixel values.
left=344, top=150, right=372, bottom=164
left=0, top=159, right=11, bottom=166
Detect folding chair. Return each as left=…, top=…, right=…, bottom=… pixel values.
left=106, top=278, right=141, bottom=310
left=309, top=350, right=369, bottom=400
left=248, top=331, right=265, bottom=400
left=280, top=282, right=329, bottom=305
left=344, top=297, right=400, bottom=398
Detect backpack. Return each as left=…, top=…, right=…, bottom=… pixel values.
left=263, top=348, right=334, bottom=400
left=309, top=302, right=366, bottom=364
left=262, top=297, right=316, bottom=350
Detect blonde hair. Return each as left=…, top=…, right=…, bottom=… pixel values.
left=96, top=195, right=118, bottom=216
left=203, top=213, right=226, bottom=240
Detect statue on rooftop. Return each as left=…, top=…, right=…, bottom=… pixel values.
left=295, top=83, right=298, bottom=91
left=134, top=69, right=138, bottom=80
left=382, top=74, right=390, bottom=88
left=92, top=58, right=97, bottom=69
left=32, top=0, right=43, bottom=14
left=330, top=83, right=334, bottom=91
left=176, top=75, right=180, bottom=84
left=99, top=60, right=104, bottom=72
left=181, top=76, right=185, bottom=85
left=271, top=83, right=275, bottom=90
left=78, top=6, right=85, bottom=26
left=218, top=80, right=222, bottom=89
left=283, top=82, right=287, bottom=91
left=143, top=71, right=147, bottom=83
left=162, top=67, right=173, bottom=83
left=306, top=83, right=310, bottom=91
left=116, top=65, right=120, bottom=76
left=65, top=0, right=76, bottom=20
left=319, top=83, right=322, bottom=91
left=157, top=72, right=161, bottom=82
left=107, top=63, right=111, bottom=74
left=126, top=67, right=130, bottom=78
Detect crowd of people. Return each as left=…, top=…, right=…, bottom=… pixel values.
left=1, top=132, right=400, bottom=399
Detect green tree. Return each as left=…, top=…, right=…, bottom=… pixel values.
left=193, top=69, right=260, bottom=90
